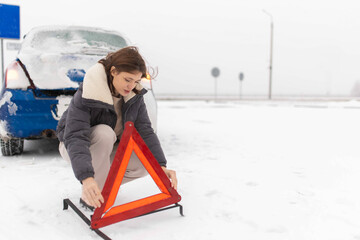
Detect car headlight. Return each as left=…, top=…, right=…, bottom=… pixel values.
left=141, top=74, right=152, bottom=90
left=5, top=61, right=33, bottom=90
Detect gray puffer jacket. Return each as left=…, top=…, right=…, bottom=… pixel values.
left=56, top=63, right=167, bottom=182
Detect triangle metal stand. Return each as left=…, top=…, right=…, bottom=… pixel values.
left=63, top=198, right=184, bottom=240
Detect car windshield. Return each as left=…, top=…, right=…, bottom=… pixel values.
left=28, top=29, right=127, bottom=55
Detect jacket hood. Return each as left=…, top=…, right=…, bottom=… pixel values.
left=82, top=63, right=145, bottom=105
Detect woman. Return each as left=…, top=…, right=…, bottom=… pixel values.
left=56, top=46, right=177, bottom=210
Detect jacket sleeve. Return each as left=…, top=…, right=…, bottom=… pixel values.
left=63, top=90, right=94, bottom=182
left=135, top=98, right=167, bottom=167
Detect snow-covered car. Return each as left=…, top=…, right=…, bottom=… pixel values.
left=0, top=26, right=157, bottom=156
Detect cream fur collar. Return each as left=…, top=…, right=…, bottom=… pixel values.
left=82, top=63, right=143, bottom=105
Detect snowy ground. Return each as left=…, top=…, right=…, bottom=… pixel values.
left=1, top=100, right=360, bottom=240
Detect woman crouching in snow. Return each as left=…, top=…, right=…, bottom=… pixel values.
left=56, top=46, right=177, bottom=210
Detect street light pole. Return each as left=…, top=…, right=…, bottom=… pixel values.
left=263, top=9, right=274, bottom=100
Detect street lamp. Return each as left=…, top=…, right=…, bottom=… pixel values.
left=263, top=9, right=274, bottom=100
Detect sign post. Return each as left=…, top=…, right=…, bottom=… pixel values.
left=0, top=4, right=20, bottom=84
left=211, top=67, right=220, bottom=99
left=239, top=72, right=244, bottom=99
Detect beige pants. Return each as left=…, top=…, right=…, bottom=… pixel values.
left=59, top=124, right=147, bottom=190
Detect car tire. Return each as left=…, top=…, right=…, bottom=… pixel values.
left=0, top=138, right=24, bottom=156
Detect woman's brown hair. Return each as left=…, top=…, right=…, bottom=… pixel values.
left=98, top=46, right=147, bottom=95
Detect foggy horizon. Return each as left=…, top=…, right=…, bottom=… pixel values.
left=1, top=0, right=360, bottom=98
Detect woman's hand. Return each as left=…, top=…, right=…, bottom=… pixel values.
left=161, top=166, right=178, bottom=190
left=82, top=177, right=104, bottom=208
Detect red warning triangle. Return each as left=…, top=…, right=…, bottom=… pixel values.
left=91, top=121, right=182, bottom=229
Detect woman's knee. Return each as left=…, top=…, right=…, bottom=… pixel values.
left=125, top=153, right=148, bottom=179
left=90, top=124, right=117, bottom=146
left=125, top=167, right=148, bottom=181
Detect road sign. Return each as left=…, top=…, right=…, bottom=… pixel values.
left=0, top=4, right=20, bottom=84
left=211, top=67, right=220, bottom=78
left=0, top=4, right=20, bottom=39
left=239, top=72, right=244, bottom=81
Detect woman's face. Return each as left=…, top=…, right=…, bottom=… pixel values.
left=111, top=68, right=142, bottom=97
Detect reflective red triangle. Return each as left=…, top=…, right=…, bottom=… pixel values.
left=91, top=121, right=182, bottom=229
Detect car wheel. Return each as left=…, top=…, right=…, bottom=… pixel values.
left=0, top=138, right=24, bottom=156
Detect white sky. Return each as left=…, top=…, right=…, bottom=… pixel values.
left=2, top=0, right=360, bottom=97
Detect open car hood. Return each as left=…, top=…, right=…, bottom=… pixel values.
left=18, top=51, right=100, bottom=89
left=17, top=26, right=128, bottom=90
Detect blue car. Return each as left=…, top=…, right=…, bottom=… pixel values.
left=0, top=26, right=157, bottom=156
